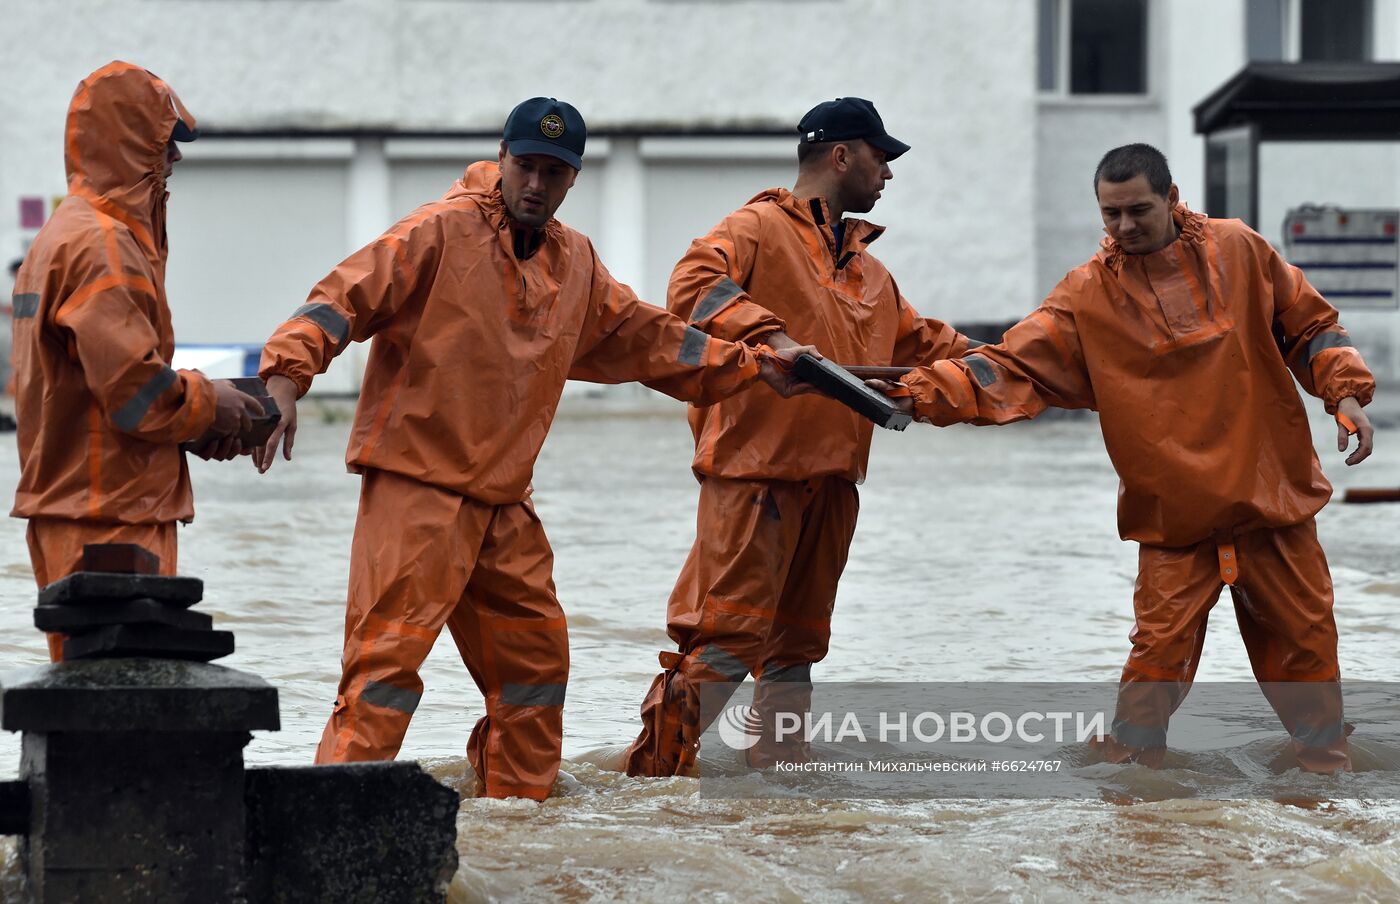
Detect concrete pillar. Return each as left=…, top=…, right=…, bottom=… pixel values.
left=3, top=659, right=279, bottom=903
left=347, top=137, right=392, bottom=254
left=598, top=136, right=647, bottom=292
left=339, top=136, right=392, bottom=392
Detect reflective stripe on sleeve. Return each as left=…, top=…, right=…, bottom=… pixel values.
left=12, top=293, right=38, bottom=319
left=679, top=326, right=708, bottom=366
left=113, top=366, right=178, bottom=432
left=964, top=354, right=998, bottom=388
left=692, top=277, right=744, bottom=322
left=292, top=302, right=351, bottom=347
left=1306, top=331, right=1354, bottom=361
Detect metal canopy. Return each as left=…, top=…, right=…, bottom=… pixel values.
left=1194, top=62, right=1400, bottom=226
left=1195, top=62, right=1400, bottom=142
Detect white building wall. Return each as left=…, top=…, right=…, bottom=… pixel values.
left=1, top=0, right=1037, bottom=340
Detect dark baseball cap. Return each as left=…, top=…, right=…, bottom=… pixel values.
left=503, top=97, right=586, bottom=170
left=797, top=97, right=909, bottom=160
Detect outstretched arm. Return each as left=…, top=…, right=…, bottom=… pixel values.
left=873, top=290, right=1095, bottom=426
left=569, top=246, right=814, bottom=404
left=255, top=210, right=443, bottom=472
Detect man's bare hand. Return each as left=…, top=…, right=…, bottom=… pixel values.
left=758, top=344, right=821, bottom=398
left=211, top=380, right=265, bottom=438
left=865, top=378, right=915, bottom=418
left=190, top=434, right=245, bottom=462
left=1336, top=397, right=1374, bottom=466
left=253, top=374, right=299, bottom=474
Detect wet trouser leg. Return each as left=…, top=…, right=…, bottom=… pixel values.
left=26, top=518, right=178, bottom=662
left=748, top=478, right=858, bottom=767
left=446, top=500, right=569, bottom=800
left=1104, top=520, right=1347, bottom=772
left=1231, top=519, right=1348, bottom=773
left=315, top=469, right=568, bottom=800
left=624, top=476, right=857, bottom=777
left=1101, top=539, right=1219, bottom=767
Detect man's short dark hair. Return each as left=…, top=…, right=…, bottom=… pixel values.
left=1094, top=143, right=1172, bottom=198
left=797, top=139, right=833, bottom=166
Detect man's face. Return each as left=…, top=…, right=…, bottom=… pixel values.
left=498, top=145, right=578, bottom=227
left=163, top=140, right=182, bottom=180
left=837, top=140, right=893, bottom=214
left=1097, top=175, right=1179, bottom=255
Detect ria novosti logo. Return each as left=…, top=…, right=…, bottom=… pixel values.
left=716, top=704, right=764, bottom=750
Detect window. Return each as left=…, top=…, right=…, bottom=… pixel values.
left=1300, top=0, right=1370, bottom=61
left=1246, top=0, right=1372, bottom=62
left=1038, top=0, right=1149, bottom=95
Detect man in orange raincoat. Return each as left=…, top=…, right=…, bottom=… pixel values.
left=623, top=98, right=976, bottom=777
left=11, top=62, right=264, bottom=661
left=254, top=98, right=813, bottom=800
left=874, top=144, right=1375, bottom=773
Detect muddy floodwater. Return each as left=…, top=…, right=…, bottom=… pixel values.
left=1, top=391, right=1397, bottom=902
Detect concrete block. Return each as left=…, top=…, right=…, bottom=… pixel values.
left=22, top=730, right=252, bottom=903
left=79, top=544, right=159, bottom=575
left=244, top=762, right=460, bottom=903
left=62, top=625, right=234, bottom=662
left=34, top=600, right=213, bottom=633
left=1, top=659, right=280, bottom=734
left=39, top=573, right=203, bottom=608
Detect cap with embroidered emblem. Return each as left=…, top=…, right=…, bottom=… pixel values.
left=503, top=97, right=586, bottom=170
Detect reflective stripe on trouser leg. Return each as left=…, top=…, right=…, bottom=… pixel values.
left=748, top=662, right=815, bottom=768
left=446, top=498, right=568, bottom=800
left=1105, top=538, right=1224, bottom=762
left=316, top=469, right=485, bottom=765
left=624, top=476, right=856, bottom=776
left=1231, top=520, right=1349, bottom=773
left=25, top=518, right=178, bottom=663
left=625, top=477, right=799, bottom=776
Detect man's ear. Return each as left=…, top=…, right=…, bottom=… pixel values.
left=1167, top=182, right=1180, bottom=206
left=831, top=142, right=851, bottom=173
left=498, top=140, right=509, bottom=165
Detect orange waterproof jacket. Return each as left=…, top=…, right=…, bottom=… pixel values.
left=902, top=206, right=1376, bottom=547
left=669, top=188, right=971, bottom=482
left=260, top=161, right=784, bottom=505
left=11, top=62, right=216, bottom=525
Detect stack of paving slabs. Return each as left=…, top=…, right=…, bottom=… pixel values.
left=33, top=543, right=234, bottom=662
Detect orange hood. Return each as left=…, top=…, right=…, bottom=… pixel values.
left=64, top=61, right=196, bottom=254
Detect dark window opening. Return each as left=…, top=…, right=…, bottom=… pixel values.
left=1300, top=0, right=1371, bottom=61
left=1069, top=0, right=1148, bottom=94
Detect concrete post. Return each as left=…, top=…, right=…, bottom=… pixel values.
left=3, top=659, right=279, bottom=903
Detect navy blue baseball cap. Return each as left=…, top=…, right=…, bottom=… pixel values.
left=797, top=97, right=909, bottom=160
left=503, top=97, right=586, bottom=170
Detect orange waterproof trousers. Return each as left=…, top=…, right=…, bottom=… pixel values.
left=314, top=469, right=568, bottom=800
left=26, top=518, right=177, bottom=662
left=1102, top=518, right=1349, bottom=773
left=624, top=475, right=858, bottom=776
